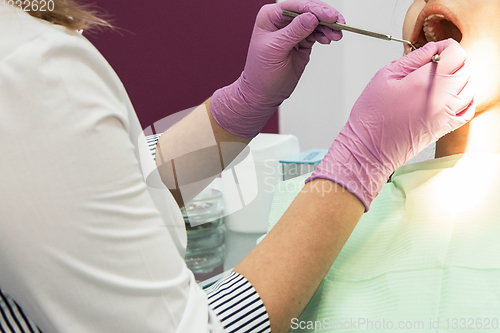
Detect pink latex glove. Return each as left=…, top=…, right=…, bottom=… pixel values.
left=211, top=0, right=345, bottom=139
left=307, top=39, right=475, bottom=211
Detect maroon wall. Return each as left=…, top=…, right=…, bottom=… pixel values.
left=86, top=0, right=278, bottom=134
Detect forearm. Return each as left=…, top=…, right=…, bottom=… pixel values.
left=233, top=179, right=364, bottom=333
left=155, top=98, right=250, bottom=207
left=154, top=0, right=345, bottom=207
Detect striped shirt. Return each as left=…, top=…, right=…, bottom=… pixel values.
left=206, top=272, right=271, bottom=333
left=0, top=289, right=41, bottom=333
left=145, top=133, right=162, bottom=161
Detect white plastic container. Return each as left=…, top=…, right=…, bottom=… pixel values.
left=222, top=134, right=299, bottom=233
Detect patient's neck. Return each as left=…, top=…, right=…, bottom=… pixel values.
left=435, top=108, right=500, bottom=158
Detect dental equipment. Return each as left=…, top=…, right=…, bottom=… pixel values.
left=282, top=10, right=417, bottom=51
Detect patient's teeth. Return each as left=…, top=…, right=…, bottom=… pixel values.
left=423, top=25, right=437, bottom=42
left=423, top=14, right=446, bottom=42
left=425, top=14, right=446, bottom=22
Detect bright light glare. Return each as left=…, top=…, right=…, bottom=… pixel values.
left=466, top=40, right=500, bottom=108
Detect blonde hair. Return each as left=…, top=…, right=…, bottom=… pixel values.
left=26, top=0, right=111, bottom=31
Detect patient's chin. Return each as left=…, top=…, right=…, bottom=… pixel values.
left=473, top=96, right=500, bottom=115
left=461, top=40, right=500, bottom=113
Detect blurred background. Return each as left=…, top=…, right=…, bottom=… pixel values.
left=86, top=0, right=413, bottom=149
left=86, top=0, right=278, bottom=134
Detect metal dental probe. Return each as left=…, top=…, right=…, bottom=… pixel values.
left=282, top=10, right=417, bottom=51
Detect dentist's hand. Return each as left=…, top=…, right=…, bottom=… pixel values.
left=307, top=39, right=475, bottom=211
left=211, top=0, right=344, bottom=139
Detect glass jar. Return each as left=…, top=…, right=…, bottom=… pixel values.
left=182, top=189, right=225, bottom=282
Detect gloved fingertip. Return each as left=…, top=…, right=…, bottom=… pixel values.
left=326, top=29, right=343, bottom=42
left=333, top=31, right=343, bottom=41
left=321, top=6, right=338, bottom=21
left=446, top=99, right=475, bottom=135
left=336, top=12, right=346, bottom=24
left=432, top=39, right=467, bottom=74
left=318, top=35, right=331, bottom=45
left=298, top=12, right=319, bottom=30
left=456, top=99, right=476, bottom=119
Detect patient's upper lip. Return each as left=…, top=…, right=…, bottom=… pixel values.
left=411, top=2, right=463, bottom=46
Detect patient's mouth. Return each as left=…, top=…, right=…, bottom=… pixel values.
left=423, top=14, right=462, bottom=43
left=412, top=12, right=463, bottom=50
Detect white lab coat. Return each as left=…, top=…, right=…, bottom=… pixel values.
left=0, top=6, right=224, bottom=333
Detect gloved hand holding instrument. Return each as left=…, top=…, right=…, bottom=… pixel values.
left=307, top=39, right=475, bottom=211
left=210, top=0, right=345, bottom=139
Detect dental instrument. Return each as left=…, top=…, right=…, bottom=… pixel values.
left=282, top=10, right=417, bottom=51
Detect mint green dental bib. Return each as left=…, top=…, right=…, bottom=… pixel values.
left=268, top=153, right=500, bottom=333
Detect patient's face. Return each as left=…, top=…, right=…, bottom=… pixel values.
left=403, top=0, right=500, bottom=112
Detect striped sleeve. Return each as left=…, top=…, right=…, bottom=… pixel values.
left=0, top=288, right=42, bottom=333
left=206, top=272, right=271, bottom=333
left=145, top=133, right=162, bottom=161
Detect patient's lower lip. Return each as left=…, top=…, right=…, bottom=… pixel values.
left=411, top=42, right=425, bottom=50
